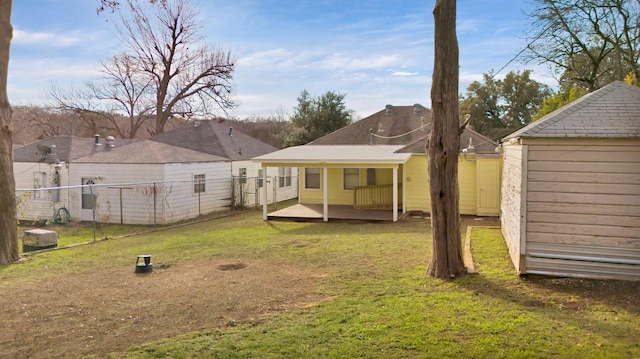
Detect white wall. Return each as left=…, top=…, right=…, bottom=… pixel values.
left=14, top=162, right=71, bottom=222
left=500, top=142, right=524, bottom=272
left=162, top=161, right=232, bottom=223
left=233, top=161, right=298, bottom=207
left=68, top=163, right=165, bottom=224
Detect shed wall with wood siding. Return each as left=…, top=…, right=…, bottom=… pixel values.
left=512, top=138, right=640, bottom=280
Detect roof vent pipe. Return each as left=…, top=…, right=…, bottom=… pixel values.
left=94, top=134, right=101, bottom=146
left=228, top=127, right=233, bottom=136
left=106, top=136, right=115, bottom=148
left=385, top=104, right=393, bottom=116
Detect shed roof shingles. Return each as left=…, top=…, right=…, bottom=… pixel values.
left=505, top=81, right=640, bottom=140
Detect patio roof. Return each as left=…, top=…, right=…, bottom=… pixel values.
left=252, top=145, right=411, bottom=165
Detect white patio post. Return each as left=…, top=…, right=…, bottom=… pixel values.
left=262, top=164, right=268, bottom=220
left=393, top=165, right=398, bottom=222
left=402, top=164, right=407, bottom=214
left=323, top=166, right=328, bottom=222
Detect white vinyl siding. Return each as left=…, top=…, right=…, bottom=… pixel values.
left=34, top=172, right=47, bottom=199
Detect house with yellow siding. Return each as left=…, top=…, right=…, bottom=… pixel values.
left=253, top=104, right=502, bottom=222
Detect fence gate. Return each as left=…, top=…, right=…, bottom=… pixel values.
left=232, top=176, right=260, bottom=209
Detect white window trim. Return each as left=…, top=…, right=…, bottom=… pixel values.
left=304, top=167, right=321, bottom=190
left=343, top=168, right=360, bottom=191
left=193, top=173, right=206, bottom=194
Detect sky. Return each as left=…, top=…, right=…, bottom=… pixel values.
left=8, top=0, right=556, bottom=120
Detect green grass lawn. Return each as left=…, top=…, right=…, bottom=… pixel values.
left=3, top=211, right=639, bottom=358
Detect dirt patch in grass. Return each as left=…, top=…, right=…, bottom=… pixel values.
left=0, top=259, right=326, bottom=359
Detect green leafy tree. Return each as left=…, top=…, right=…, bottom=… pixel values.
left=625, top=71, right=640, bottom=87
left=532, top=86, right=588, bottom=121
left=283, top=90, right=354, bottom=147
left=459, top=70, right=551, bottom=139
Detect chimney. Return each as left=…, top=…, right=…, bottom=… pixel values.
left=106, top=136, right=115, bottom=148
left=413, top=104, right=422, bottom=115
left=385, top=104, right=393, bottom=116
left=94, top=134, right=101, bottom=146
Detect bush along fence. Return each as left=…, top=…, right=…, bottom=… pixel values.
left=16, top=176, right=298, bottom=226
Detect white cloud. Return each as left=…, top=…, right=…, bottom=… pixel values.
left=392, top=71, right=419, bottom=77
left=13, top=28, right=82, bottom=47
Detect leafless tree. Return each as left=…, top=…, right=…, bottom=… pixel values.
left=427, top=0, right=465, bottom=279
left=52, top=53, right=155, bottom=139
left=112, top=0, right=235, bottom=135
left=526, top=0, right=640, bottom=91
left=0, top=0, right=18, bottom=265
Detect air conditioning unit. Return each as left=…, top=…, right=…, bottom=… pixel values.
left=22, top=229, right=58, bottom=252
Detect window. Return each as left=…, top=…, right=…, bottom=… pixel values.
left=305, top=168, right=321, bottom=189
left=279, top=167, right=292, bottom=188
left=238, top=168, right=247, bottom=184
left=193, top=174, right=206, bottom=193
left=367, top=168, right=376, bottom=186
left=34, top=172, right=47, bottom=199
left=258, top=169, right=264, bottom=188
left=343, top=168, right=360, bottom=190
left=81, top=177, right=96, bottom=209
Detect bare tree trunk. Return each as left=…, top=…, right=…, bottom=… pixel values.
left=427, top=0, right=465, bottom=279
left=0, top=0, right=19, bottom=265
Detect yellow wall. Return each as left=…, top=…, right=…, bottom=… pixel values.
left=402, top=154, right=501, bottom=215
left=295, top=155, right=501, bottom=216
left=300, top=167, right=366, bottom=205
left=476, top=158, right=502, bottom=216
left=403, top=155, right=430, bottom=211
left=458, top=156, right=478, bottom=214
left=299, top=166, right=403, bottom=206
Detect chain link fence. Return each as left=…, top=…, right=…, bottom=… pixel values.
left=16, top=176, right=298, bottom=226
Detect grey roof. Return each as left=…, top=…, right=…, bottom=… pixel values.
left=308, top=103, right=499, bottom=157
left=74, top=141, right=227, bottom=164
left=13, top=136, right=226, bottom=164
left=310, top=104, right=431, bottom=146
left=13, top=136, right=139, bottom=163
left=397, top=127, right=501, bottom=158
left=150, top=119, right=278, bottom=160
left=504, top=81, right=640, bottom=140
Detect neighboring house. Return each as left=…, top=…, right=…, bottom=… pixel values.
left=14, top=136, right=231, bottom=225
left=150, top=119, right=298, bottom=207
left=253, top=104, right=502, bottom=222
left=500, top=81, right=640, bottom=280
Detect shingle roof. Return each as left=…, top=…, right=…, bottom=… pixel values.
left=150, top=119, right=278, bottom=160
left=310, top=104, right=431, bottom=146
left=397, top=127, right=500, bottom=157
left=308, top=104, right=499, bottom=157
left=73, top=141, right=227, bottom=164
left=13, top=136, right=226, bottom=164
left=13, top=136, right=139, bottom=163
left=504, top=81, right=640, bottom=140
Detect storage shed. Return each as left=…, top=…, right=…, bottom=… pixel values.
left=500, top=81, right=640, bottom=280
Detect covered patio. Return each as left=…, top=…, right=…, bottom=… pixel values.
left=267, top=204, right=396, bottom=222
left=253, top=145, right=411, bottom=222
